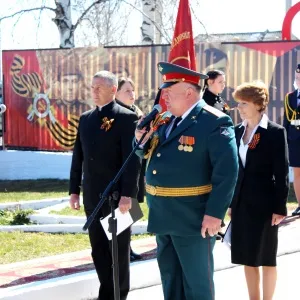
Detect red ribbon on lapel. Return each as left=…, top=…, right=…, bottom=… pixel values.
left=248, top=133, right=260, bottom=149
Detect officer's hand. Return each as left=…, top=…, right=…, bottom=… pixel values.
left=119, top=196, right=132, bottom=214
left=201, top=215, right=222, bottom=238
left=70, top=194, right=80, bottom=210
left=135, top=117, right=153, bottom=144
left=271, top=213, right=285, bottom=226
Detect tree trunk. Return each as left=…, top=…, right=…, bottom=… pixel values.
left=141, top=0, right=163, bottom=45
left=53, top=0, right=74, bottom=48
left=141, top=0, right=155, bottom=44
left=154, top=0, right=162, bottom=44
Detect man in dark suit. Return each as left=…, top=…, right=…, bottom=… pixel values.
left=69, top=70, right=140, bottom=300
left=135, top=62, right=238, bottom=300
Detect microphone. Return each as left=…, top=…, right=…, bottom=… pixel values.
left=0, top=104, right=6, bottom=115
left=137, top=104, right=162, bottom=130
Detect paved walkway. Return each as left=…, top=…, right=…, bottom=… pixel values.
left=0, top=237, right=157, bottom=288
left=128, top=251, right=300, bottom=300
left=0, top=215, right=299, bottom=296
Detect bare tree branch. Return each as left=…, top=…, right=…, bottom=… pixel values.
left=0, top=6, right=55, bottom=22
left=73, top=0, right=108, bottom=30
left=11, top=11, right=25, bottom=45
left=35, top=0, right=46, bottom=45
left=191, top=0, right=209, bottom=39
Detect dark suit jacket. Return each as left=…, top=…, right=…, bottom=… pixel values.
left=116, top=99, right=145, bottom=203
left=283, top=90, right=300, bottom=140
left=69, top=100, right=140, bottom=213
left=203, top=89, right=230, bottom=116
left=231, top=120, right=289, bottom=216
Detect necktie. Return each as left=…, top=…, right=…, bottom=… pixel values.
left=169, top=117, right=182, bottom=134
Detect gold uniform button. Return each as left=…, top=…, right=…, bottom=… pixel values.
left=157, top=153, right=161, bottom=157
left=153, top=170, right=157, bottom=175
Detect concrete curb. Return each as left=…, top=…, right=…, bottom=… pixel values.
left=0, top=198, right=69, bottom=211
left=0, top=221, right=148, bottom=235
left=0, top=197, right=148, bottom=235
left=0, top=259, right=159, bottom=300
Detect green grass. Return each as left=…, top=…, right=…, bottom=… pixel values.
left=0, top=231, right=90, bottom=264
left=0, top=179, right=68, bottom=203
left=50, top=206, right=86, bottom=216
left=0, top=177, right=297, bottom=265
left=0, top=231, right=155, bottom=264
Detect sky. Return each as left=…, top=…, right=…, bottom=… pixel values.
left=0, top=0, right=299, bottom=50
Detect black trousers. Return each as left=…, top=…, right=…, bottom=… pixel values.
left=86, top=209, right=131, bottom=300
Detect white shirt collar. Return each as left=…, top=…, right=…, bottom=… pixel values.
left=240, top=113, right=269, bottom=129
left=177, top=100, right=200, bottom=123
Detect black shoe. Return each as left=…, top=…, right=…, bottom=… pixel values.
left=130, top=249, right=142, bottom=261
left=292, top=206, right=300, bottom=216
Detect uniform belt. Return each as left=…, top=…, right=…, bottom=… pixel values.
left=146, top=184, right=212, bottom=197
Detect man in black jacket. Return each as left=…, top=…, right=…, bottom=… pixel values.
left=69, top=70, right=140, bottom=300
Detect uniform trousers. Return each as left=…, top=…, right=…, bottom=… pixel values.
left=86, top=209, right=131, bottom=300
left=156, top=234, right=216, bottom=300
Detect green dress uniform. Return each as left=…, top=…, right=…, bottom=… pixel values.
left=136, top=62, right=239, bottom=300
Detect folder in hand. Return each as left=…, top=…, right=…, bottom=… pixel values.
left=222, top=221, right=232, bottom=250
left=100, top=198, right=143, bottom=240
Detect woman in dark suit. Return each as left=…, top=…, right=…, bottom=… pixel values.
left=116, top=77, right=145, bottom=261
left=202, top=70, right=230, bottom=115
left=203, top=70, right=230, bottom=238
left=229, top=81, right=289, bottom=300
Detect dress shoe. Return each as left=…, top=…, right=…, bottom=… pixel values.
left=130, top=248, right=142, bottom=262
left=292, top=206, right=300, bottom=216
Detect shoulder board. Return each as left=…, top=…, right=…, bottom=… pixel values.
left=203, top=105, right=225, bottom=117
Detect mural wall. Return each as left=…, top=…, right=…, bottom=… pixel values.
left=2, top=41, right=300, bottom=151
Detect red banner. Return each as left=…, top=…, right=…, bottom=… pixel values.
left=157, top=0, right=196, bottom=111
left=168, top=0, right=196, bottom=70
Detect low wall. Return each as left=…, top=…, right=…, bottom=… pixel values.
left=0, top=150, right=295, bottom=182
left=0, top=150, right=72, bottom=180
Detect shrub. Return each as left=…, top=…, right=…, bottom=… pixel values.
left=0, top=209, right=34, bottom=225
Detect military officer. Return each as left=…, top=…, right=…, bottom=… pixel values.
left=69, top=70, right=140, bottom=300
left=283, top=63, right=300, bottom=216
left=203, top=69, right=230, bottom=115
left=135, top=62, right=238, bottom=300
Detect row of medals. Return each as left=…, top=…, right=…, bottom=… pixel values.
left=178, top=144, right=193, bottom=152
